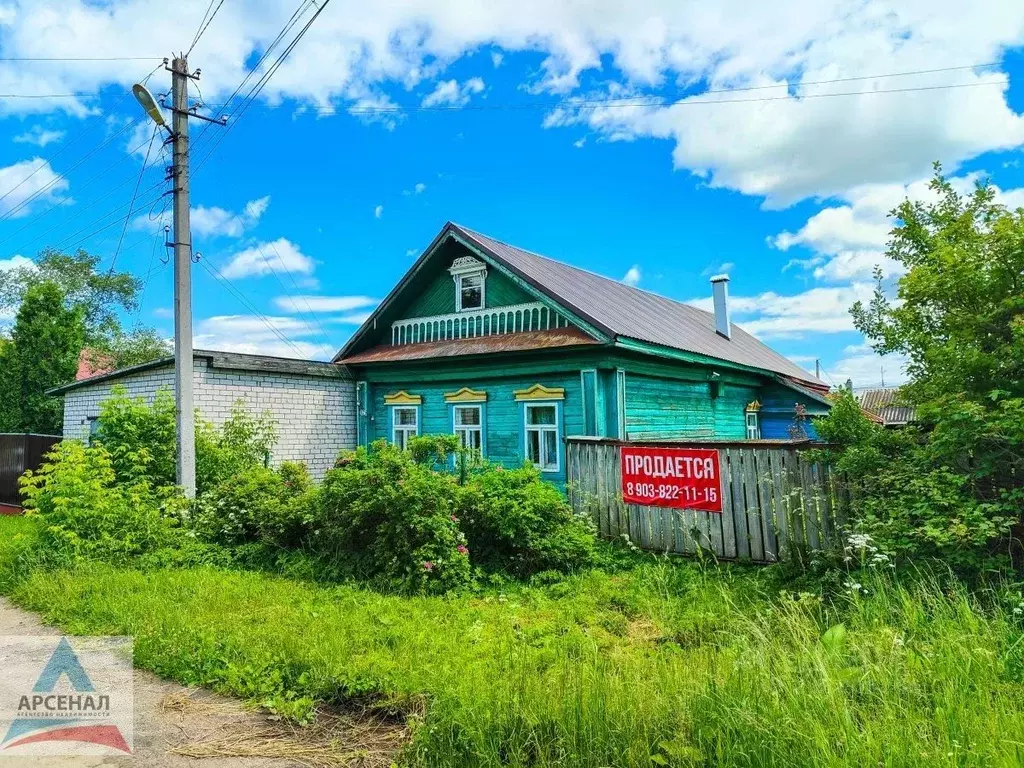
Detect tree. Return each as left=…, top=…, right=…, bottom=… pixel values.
left=0, top=249, right=170, bottom=370
left=0, top=283, right=85, bottom=433
left=820, top=165, right=1024, bottom=571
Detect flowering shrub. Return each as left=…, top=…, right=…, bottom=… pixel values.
left=191, top=462, right=312, bottom=547
left=311, top=441, right=471, bottom=594
left=456, top=463, right=597, bottom=578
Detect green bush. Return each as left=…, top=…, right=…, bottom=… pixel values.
left=312, top=440, right=471, bottom=594
left=18, top=441, right=185, bottom=564
left=814, top=390, right=1015, bottom=572
left=191, top=462, right=313, bottom=548
left=95, top=387, right=278, bottom=494
left=457, top=463, right=598, bottom=578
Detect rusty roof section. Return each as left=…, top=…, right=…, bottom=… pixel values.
left=340, top=327, right=600, bottom=364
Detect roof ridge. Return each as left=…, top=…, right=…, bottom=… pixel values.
left=454, top=223, right=719, bottom=323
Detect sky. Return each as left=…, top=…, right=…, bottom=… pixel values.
left=1, top=1, right=1024, bottom=388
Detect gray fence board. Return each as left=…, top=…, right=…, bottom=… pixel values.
left=566, top=437, right=842, bottom=565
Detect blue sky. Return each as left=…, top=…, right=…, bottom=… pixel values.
left=2, top=1, right=1024, bottom=388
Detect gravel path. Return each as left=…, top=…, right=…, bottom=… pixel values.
left=0, top=597, right=403, bottom=767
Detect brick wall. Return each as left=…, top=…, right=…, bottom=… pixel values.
left=62, top=359, right=355, bottom=478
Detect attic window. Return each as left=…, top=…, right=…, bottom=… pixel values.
left=449, top=256, right=487, bottom=312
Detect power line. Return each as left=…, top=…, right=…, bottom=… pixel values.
left=0, top=56, right=162, bottom=61
left=109, top=124, right=161, bottom=271
left=188, top=0, right=227, bottom=56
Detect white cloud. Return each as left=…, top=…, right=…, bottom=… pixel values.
left=689, top=283, right=875, bottom=339
left=402, top=182, right=427, bottom=195
left=272, top=295, right=378, bottom=313
left=771, top=173, right=1024, bottom=281
left=152, top=307, right=173, bottom=319
left=13, top=127, right=65, bottom=147
left=491, top=51, right=504, bottom=68
left=0, top=2, right=1022, bottom=212
left=0, top=158, right=69, bottom=218
left=0, top=255, right=34, bottom=272
left=405, top=248, right=418, bottom=257
left=194, top=314, right=332, bottom=360
left=621, top=264, right=641, bottom=286
left=701, top=261, right=734, bottom=277
left=132, top=195, right=271, bottom=238
left=573, top=137, right=586, bottom=148
left=421, top=77, right=485, bottom=108
left=220, top=238, right=316, bottom=279
left=374, top=204, right=383, bottom=218
left=825, top=350, right=910, bottom=388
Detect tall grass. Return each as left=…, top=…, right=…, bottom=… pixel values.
left=2, top=516, right=1023, bottom=766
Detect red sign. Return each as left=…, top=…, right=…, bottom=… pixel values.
left=620, top=446, right=723, bottom=512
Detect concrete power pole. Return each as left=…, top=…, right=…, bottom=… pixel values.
left=170, top=55, right=196, bottom=497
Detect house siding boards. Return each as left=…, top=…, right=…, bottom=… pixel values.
left=365, top=369, right=583, bottom=483
left=402, top=264, right=534, bottom=319
left=623, top=373, right=757, bottom=441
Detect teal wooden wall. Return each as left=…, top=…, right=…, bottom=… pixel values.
left=366, top=372, right=584, bottom=483
left=401, top=265, right=534, bottom=319
left=623, top=373, right=757, bottom=441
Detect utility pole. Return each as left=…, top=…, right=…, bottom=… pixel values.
left=170, top=55, right=196, bottom=497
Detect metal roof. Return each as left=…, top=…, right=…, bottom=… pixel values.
left=855, top=387, right=916, bottom=425
left=47, top=349, right=348, bottom=395
left=342, top=328, right=600, bottom=364
left=450, top=225, right=825, bottom=386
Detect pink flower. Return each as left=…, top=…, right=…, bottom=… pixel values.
left=422, top=561, right=434, bottom=572
left=450, top=515, right=459, bottom=523
left=457, top=545, right=469, bottom=555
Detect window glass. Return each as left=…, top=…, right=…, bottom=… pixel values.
left=526, top=405, right=556, bottom=426
left=454, top=405, right=483, bottom=458
left=392, top=406, right=419, bottom=449
left=454, top=406, right=480, bottom=427
left=525, top=403, right=559, bottom=472
left=459, top=273, right=483, bottom=310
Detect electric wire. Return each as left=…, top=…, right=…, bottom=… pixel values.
left=109, top=123, right=161, bottom=271
left=187, top=0, right=227, bottom=56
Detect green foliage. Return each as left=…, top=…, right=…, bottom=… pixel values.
left=821, top=166, right=1024, bottom=573
left=195, top=401, right=277, bottom=493
left=96, top=386, right=178, bottom=486
left=5, top=520, right=1024, bottom=768
left=815, top=390, right=1015, bottom=571
left=87, top=325, right=172, bottom=370
left=313, top=441, right=471, bottom=594
left=94, top=388, right=277, bottom=494
left=457, top=463, right=598, bottom=578
left=0, top=248, right=141, bottom=342
left=0, top=282, right=85, bottom=433
left=407, top=433, right=462, bottom=467
left=18, top=441, right=184, bottom=564
left=192, top=463, right=312, bottom=548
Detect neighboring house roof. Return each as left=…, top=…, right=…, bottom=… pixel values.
left=855, top=387, right=916, bottom=425
left=47, top=349, right=349, bottom=396
left=75, top=349, right=114, bottom=381
left=341, top=328, right=600, bottom=364
left=336, top=222, right=826, bottom=389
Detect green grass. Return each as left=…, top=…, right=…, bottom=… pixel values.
left=2, top=515, right=1024, bottom=767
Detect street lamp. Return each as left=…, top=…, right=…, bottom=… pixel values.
left=131, top=83, right=169, bottom=131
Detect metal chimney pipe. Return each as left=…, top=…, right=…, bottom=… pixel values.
left=710, top=274, right=731, bottom=339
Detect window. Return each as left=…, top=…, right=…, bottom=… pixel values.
left=745, top=410, right=761, bottom=440
left=525, top=403, right=560, bottom=472
left=457, top=273, right=483, bottom=311
left=392, top=406, right=419, bottom=449
left=87, top=417, right=100, bottom=445
left=453, top=405, right=483, bottom=460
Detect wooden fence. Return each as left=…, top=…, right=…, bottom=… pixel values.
left=0, top=434, right=61, bottom=507
left=566, top=437, right=846, bottom=563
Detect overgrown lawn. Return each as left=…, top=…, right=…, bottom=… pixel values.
left=2, top=515, right=1023, bottom=767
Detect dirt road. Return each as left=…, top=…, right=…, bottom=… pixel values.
left=0, top=597, right=403, bottom=767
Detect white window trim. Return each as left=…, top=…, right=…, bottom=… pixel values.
left=455, top=272, right=486, bottom=312
left=745, top=410, right=761, bottom=440
left=453, top=404, right=483, bottom=459
left=524, top=401, right=561, bottom=473
left=391, top=405, right=419, bottom=449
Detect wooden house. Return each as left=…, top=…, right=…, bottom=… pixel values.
left=336, top=222, right=831, bottom=484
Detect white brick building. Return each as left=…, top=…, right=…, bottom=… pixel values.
left=50, top=350, right=356, bottom=479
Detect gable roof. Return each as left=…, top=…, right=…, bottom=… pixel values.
left=855, top=387, right=916, bottom=425
left=336, top=222, right=826, bottom=388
